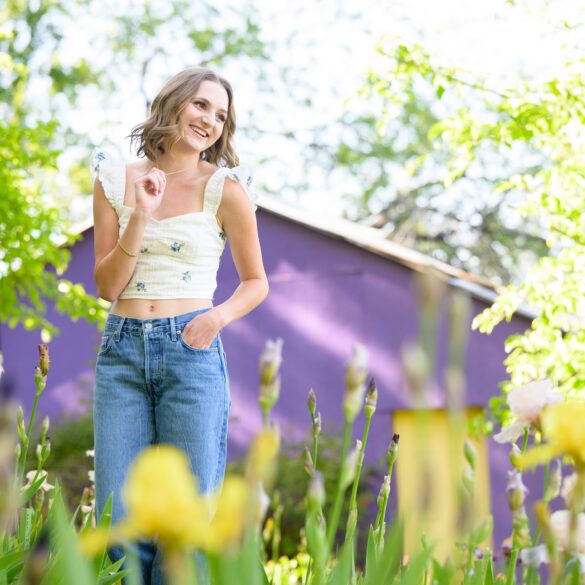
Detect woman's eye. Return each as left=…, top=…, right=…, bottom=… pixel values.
left=193, top=101, right=226, bottom=122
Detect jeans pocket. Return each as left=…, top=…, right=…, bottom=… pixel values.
left=178, top=332, right=219, bottom=353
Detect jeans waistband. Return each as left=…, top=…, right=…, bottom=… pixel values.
left=104, top=307, right=215, bottom=340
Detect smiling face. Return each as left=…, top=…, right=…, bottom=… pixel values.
left=131, top=67, right=239, bottom=166
left=178, top=80, right=230, bottom=154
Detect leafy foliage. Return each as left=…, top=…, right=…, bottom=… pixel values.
left=228, top=426, right=377, bottom=563
left=334, top=40, right=550, bottom=283
left=462, top=62, right=585, bottom=400
left=0, top=118, right=106, bottom=336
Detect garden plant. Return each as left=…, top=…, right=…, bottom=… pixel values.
left=0, top=270, right=584, bottom=584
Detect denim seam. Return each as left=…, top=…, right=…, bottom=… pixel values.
left=214, top=405, right=229, bottom=489
left=144, top=331, right=151, bottom=387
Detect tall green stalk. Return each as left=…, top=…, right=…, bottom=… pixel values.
left=326, top=420, right=352, bottom=551
left=374, top=434, right=399, bottom=548
left=346, top=380, right=377, bottom=541
left=16, top=367, right=46, bottom=486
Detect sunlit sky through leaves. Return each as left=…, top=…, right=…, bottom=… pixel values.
left=63, top=0, right=583, bottom=223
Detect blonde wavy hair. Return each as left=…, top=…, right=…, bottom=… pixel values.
left=127, top=66, right=239, bottom=167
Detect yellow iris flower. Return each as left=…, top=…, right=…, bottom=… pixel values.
left=245, top=426, right=280, bottom=483
left=518, top=402, right=585, bottom=470
left=81, top=445, right=249, bottom=555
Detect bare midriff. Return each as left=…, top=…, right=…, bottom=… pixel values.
left=111, top=298, right=213, bottom=319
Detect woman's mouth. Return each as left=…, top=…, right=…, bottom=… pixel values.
left=190, top=125, right=208, bottom=139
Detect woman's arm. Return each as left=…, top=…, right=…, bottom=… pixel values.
left=180, top=177, right=269, bottom=348
left=92, top=177, right=146, bottom=301
left=93, top=166, right=166, bottom=301
left=213, top=177, right=269, bottom=326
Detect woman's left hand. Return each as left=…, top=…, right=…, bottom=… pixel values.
left=180, top=311, right=222, bottom=349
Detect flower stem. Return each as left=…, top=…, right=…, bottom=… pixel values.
left=326, top=420, right=352, bottom=551
left=16, top=375, right=45, bottom=486
left=506, top=547, right=519, bottom=585
left=312, top=425, right=319, bottom=470
left=346, top=414, right=372, bottom=538
left=520, top=427, right=529, bottom=454
left=378, top=454, right=396, bottom=534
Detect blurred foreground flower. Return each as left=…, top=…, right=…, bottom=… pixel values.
left=521, top=510, right=585, bottom=572
left=245, top=426, right=280, bottom=485
left=81, top=445, right=249, bottom=555
left=505, top=470, right=531, bottom=548
left=38, top=344, right=51, bottom=377
left=518, top=401, right=585, bottom=470
left=245, top=427, right=281, bottom=526
left=343, top=343, right=368, bottom=422
left=23, top=470, right=54, bottom=493
left=259, top=338, right=283, bottom=424
left=494, top=379, right=562, bottom=444
left=505, top=470, right=528, bottom=512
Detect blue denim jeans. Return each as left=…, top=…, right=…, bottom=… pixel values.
left=93, top=308, right=230, bottom=585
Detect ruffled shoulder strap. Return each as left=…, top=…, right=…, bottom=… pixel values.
left=203, top=165, right=259, bottom=216
left=89, top=147, right=126, bottom=211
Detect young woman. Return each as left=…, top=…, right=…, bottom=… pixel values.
left=90, top=66, right=269, bottom=585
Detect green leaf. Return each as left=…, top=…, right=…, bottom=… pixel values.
left=18, top=508, right=34, bottom=549
left=363, top=519, right=403, bottom=585
left=470, top=516, right=493, bottom=547
left=0, top=549, right=28, bottom=573
left=88, top=493, right=115, bottom=578
left=327, top=541, right=353, bottom=585
left=400, top=546, right=433, bottom=585
left=210, top=529, right=269, bottom=585
left=43, top=492, right=93, bottom=585
left=483, top=553, right=494, bottom=585
left=363, top=525, right=378, bottom=581
left=97, top=569, right=130, bottom=585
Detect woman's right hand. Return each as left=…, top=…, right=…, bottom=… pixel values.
left=134, top=167, right=167, bottom=215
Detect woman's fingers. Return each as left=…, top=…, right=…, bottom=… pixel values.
left=149, top=168, right=164, bottom=196
left=139, top=168, right=166, bottom=197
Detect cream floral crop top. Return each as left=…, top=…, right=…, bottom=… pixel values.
left=90, top=147, right=259, bottom=301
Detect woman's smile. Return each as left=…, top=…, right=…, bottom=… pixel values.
left=190, top=125, right=209, bottom=139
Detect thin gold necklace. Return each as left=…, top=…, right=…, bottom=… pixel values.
left=161, top=166, right=192, bottom=176
left=151, top=160, right=200, bottom=176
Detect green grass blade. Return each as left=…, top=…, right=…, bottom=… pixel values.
left=363, top=525, right=377, bottom=581
left=483, top=553, right=494, bottom=585
left=363, top=519, right=403, bottom=585
left=327, top=541, right=354, bottom=585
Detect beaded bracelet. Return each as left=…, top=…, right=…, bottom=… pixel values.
left=117, top=240, right=138, bottom=257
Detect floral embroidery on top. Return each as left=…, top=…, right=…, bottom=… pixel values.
left=182, top=271, right=192, bottom=283
left=170, top=242, right=184, bottom=253
left=136, top=281, right=146, bottom=292
left=93, top=150, right=106, bottom=175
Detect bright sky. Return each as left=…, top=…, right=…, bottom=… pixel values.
left=66, top=0, right=584, bottom=223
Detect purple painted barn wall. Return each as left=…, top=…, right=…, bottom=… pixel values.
left=0, top=207, right=533, bottom=549
left=0, top=230, right=101, bottom=420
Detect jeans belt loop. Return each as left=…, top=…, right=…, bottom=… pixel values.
left=169, top=316, right=177, bottom=342
left=114, top=317, right=125, bottom=342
